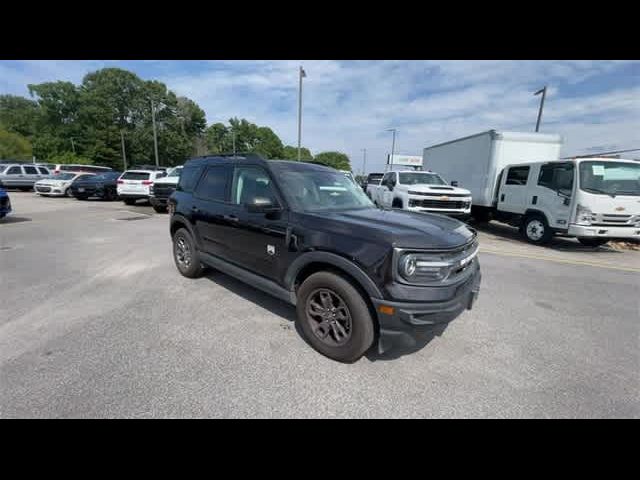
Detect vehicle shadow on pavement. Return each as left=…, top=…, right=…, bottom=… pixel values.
left=470, top=220, right=624, bottom=253
left=204, top=270, right=297, bottom=323
left=0, top=216, right=32, bottom=224
left=365, top=323, right=449, bottom=362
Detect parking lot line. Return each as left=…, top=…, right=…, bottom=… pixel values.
left=479, top=248, right=640, bottom=273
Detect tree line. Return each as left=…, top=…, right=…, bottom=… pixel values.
left=0, top=67, right=351, bottom=171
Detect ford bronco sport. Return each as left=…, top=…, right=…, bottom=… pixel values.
left=168, top=154, right=481, bottom=362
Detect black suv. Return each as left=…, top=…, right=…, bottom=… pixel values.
left=169, top=155, right=481, bottom=362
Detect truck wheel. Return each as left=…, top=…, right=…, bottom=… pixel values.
left=522, top=214, right=552, bottom=245
left=578, top=238, right=609, bottom=247
left=296, top=271, right=375, bottom=363
left=472, top=207, right=490, bottom=223
left=172, top=228, right=204, bottom=278
left=392, top=198, right=403, bottom=209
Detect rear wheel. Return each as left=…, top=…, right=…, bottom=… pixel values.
left=522, top=214, right=553, bottom=245
left=123, top=198, right=136, bottom=206
left=296, top=271, right=375, bottom=363
left=104, top=188, right=116, bottom=201
left=578, top=238, right=609, bottom=247
left=172, top=228, right=204, bottom=278
left=76, top=195, right=88, bottom=201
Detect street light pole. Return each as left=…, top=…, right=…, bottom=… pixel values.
left=120, top=130, right=127, bottom=171
left=534, top=86, right=547, bottom=132
left=386, top=129, right=397, bottom=170
left=297, top=66, right=306, bottom=161
left=151, top=99, right=160, bottom=167
left=361, top=148, right=367, bottom=176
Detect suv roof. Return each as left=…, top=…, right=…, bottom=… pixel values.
left=184, top=154, right=336, bottom=173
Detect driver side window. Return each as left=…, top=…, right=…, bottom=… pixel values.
left=231, top=166, right=278, bottom=207
left=538, top=163, right=574, bottom=193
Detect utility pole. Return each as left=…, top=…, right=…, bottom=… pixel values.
left=120, top=130, right=127, bottom=171
left=361, top=148, right=367, bottom=176
left=70, top=138, right=76, bottom=154
left=386, top=129, right=397, bottom=170
left=297, top=66, right=306, bottom=161
left=151, top=100, right=160, bottom=167
left=534, top=86, right=547, bottom=132
left=232, top=129, right=236, bottom=157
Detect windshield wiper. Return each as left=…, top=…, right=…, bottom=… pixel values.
left=582, top=187, right=615, bottom=198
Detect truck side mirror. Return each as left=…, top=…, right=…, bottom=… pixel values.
left=451, top=181, right=458, bottom=187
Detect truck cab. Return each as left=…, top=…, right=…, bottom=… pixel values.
left=376, top=170, right=472, bottom=218
left=496, top=158, right=640, bottom=245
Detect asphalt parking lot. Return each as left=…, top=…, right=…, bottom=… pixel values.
left=1, top=191, right=638, bottom=418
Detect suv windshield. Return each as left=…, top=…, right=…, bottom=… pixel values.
left=276, top=165, right=374, bottom=212
left=398, top=172, right=447, bottom=185
left=579, top=161, right=640, bottom=196
left=168, top=167, right=183, bottom=178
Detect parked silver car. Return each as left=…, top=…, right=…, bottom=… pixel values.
left=0, top=164, right=51, bottom=190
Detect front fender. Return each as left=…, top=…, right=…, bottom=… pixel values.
left=284, top=251, right=383, bottom=299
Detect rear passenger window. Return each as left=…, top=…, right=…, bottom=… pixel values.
left=506, top=166, right=530, bottom=185
left=37, top=167, right=50, bottom=175
left=195, top=166, right=230, bottom=202
left=24, top=166, right=38, bottom=174
left=177, top=166, right=202, bottom=193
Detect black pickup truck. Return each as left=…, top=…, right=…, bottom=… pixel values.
left=168, top=154, right=481, bottom=362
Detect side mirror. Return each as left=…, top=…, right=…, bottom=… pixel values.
left=246, top=197, right=281, bottom=214
left=451, top=181, right=459, bottom=187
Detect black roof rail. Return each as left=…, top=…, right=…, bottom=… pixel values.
left=192, top=153, right=265, bottom=160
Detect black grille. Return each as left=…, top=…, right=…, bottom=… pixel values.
left=36, top=186, right=51, bottom=193
left=409, top=199, right=470, bottom=209
left=153, top=185, right=175, bottom=199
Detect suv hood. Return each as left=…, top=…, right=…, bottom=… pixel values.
left=402, top=184, right=471, bottom=196
left=306, top=208, right=475, bottom=250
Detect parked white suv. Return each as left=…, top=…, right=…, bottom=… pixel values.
left=375, top=170, right=472, bottom=218
left=149, top=166, right=182, bottom=213
left=117, top=170, right=167, bottom=205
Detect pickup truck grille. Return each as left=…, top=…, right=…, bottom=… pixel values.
left=409, top=199, right=470, bottom=209
left=408, top=191, right=470, bottom=198
left=153, top=185, right=175, bottom=199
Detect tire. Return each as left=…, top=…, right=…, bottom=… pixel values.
left=471, top=207, right=491, bottom=223
left=65, top=187, right=74, bottom=197
left=172, top=228, right=204, bottom=278
left=76, top=195, right=88, bottom=201
left=123, top=198, right=136, bottom=206
left=392, top=198, right=403, bottom=209
left=153, top=204, right=167, bottom=213
left=104, top=188, right=116, bottom=201
left=296, top=271, right=375, bottom=363
left=522, top=214, right=553, bottom=245
left=19, top=187, right=31, bottom=192
left=578, top=238, right=609, bottom=247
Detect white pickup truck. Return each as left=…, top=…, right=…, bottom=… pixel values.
left=370, top=170, right=473, bottom=218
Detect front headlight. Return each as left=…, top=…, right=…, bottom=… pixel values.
left=397, top=241, right=478, bottom=285
left=575, top=204, right=596, bottom=225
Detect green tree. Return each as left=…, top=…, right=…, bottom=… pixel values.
left=48, top=151, right=93, bottom=165
left=204, top=118, right=285, bottom=159
left=0, top=95, right=40, bottom=138
left=313, top=151, right=351, bottom=171
left=282, top=145, right=313, bottom=161
left=0, top=128, right=32, bottom=160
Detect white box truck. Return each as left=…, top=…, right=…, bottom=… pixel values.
left=423, top=130, right=640, bottom=245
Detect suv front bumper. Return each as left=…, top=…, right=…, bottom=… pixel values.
left=371, top=261, right=481, bottom=354
left=568, top=224, right=640, bottom=239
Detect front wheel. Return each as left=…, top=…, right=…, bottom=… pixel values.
left=296, top=271, right=375, bottom=363
left=65, top=187, right=74, bottom=197
left=522, top=214, right=553, bottom=245
left=578, top=238, right=609, bottom=247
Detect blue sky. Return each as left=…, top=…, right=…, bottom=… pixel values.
left=1, top=60, right=638, bottom=172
